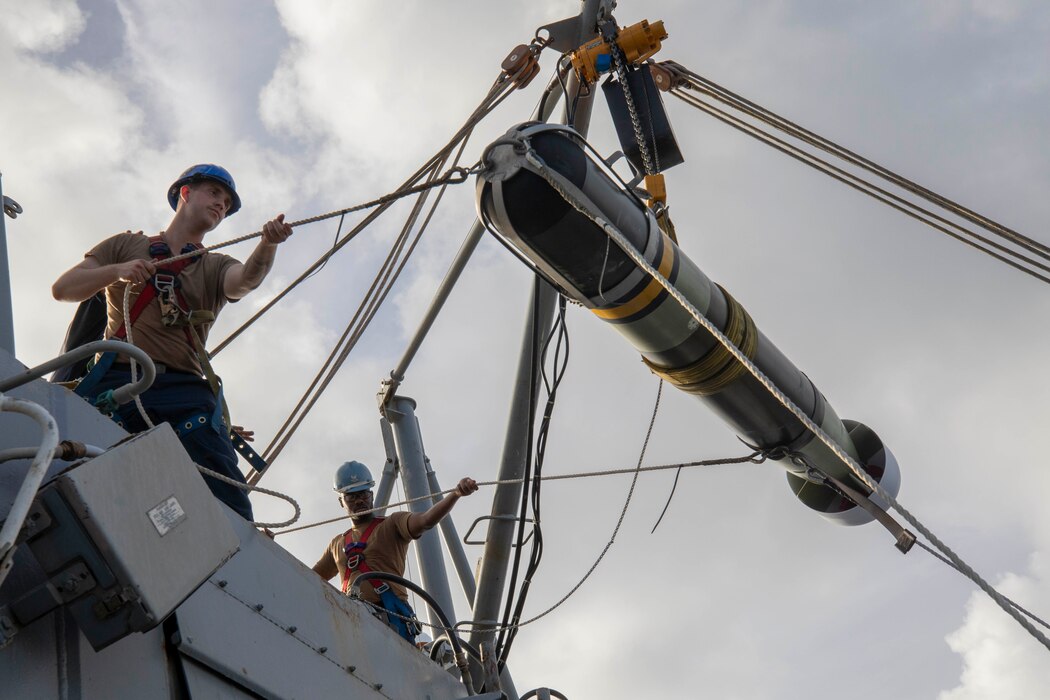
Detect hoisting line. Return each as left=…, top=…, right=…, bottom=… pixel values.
left=657, top=61, right=1050, bottom=285
left=913, top=539, right=1050, bottom=633
left=113, top=68, right=524, bottom=494
left=521, top=143, right=1050, bottom=652
left=148, top=165, right=476, bottom=267
left=257, top=136, right=481, bottom=473
left=272, top=450, right=761, bottom=537
left=662, top=61, right=1050, bottom=262
left=212, top=64, right=530, bottom=357
left=228, top=66, right=527, bottom=479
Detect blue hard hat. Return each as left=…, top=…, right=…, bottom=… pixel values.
left=167, top=163, right=242, bottom=215
left=333, top=460, right=375, bottom=494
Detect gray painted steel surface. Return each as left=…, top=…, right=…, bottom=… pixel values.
left=177, top=510, right=470, bottom=699
left=0, top=173, right=15, bottom=355
left=469, top=1, right=607, bottom=668
left=0, top=347, right=474, bottom=698
left=44, top=424, right=239, bottom=648
left=427, top=467, right=477, bottom=604
left=385, top=396, right=457, bottom=632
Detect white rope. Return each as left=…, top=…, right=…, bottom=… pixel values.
left=522, top=146, right=1050, bottom=653
left=116, top=285, right=299, bottom=529
left=273, top=451, right=758, bottom=537
left=122, top=284, right=156, bottom=429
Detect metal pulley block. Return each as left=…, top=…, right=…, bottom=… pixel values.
left=501, top=43, right=542, bottom=90
left=3, top=195, right=22, bottom=219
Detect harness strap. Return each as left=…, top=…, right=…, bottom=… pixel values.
left=73, top=345, right=118, bottom=399
left=113, top=235, right=199, bottom=340
left=341, top=517, right=419, bottom=643
left=341, top=518, right=386, bottom=594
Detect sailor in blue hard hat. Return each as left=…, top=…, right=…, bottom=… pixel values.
left=167, top=164, right=242, bottom=216
left=313, top=461, right=478, bottom=643
left=52, top=163, right=296, bottom=521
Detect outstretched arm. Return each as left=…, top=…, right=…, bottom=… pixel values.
left=407, top=477, right=478, bottom=538
left=223, top=214, right=293, bottom=299
left=52, top=255, right=156, bottom=302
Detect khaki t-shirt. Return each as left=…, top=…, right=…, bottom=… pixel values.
left=87, top=233, right=239, bottom=375
left=314, top=511, right=416, bottom=604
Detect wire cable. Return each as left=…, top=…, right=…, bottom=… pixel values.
left=498, top=295, right=570, bottom=666
left=523, top=144, right=1050, bottom=652
left=914, top=539, right=1050, bottom=633
left=668, top=88, right=1050, bottom=284
left=659, top=63, right=1050, bottom=285
left=273, top=452, right=760, bottom=537
left=663, top=61, right=1050, bottom=262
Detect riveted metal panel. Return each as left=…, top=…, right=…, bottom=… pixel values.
left=44, top=424, right=239, bottom=649
left=182, top=657, right=257, bottom=700
left=176, top=511, right=470, bottom=699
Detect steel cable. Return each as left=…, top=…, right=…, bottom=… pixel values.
left=663, top=61, right=1050, bottom=262
left=272, top=451, right=760, bottom=537
left=667, top=87, right=1050, bottom=285
left=523, top=145, right=1050, bottom=652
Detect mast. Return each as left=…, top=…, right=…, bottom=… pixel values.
left=0, top=172, right=18, bottom=355
left=467, top=0, right=612, bottom=670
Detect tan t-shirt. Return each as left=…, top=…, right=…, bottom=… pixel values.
left=314, top=511, right=416, bottom=604
left=87, top=233, right=239, bottom=375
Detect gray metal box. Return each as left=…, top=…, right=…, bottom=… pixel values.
left=41, top=423, right=239, bottom=648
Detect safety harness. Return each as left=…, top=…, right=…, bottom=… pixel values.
left=342, top=517, right=421, bottom=643
left=74, top=235, right=265, bottom=470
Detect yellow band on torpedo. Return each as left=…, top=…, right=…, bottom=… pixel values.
left=592, top=233, right=676, bottom=321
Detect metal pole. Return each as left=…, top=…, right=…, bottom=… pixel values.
left=425, top=466, right=477, bottom=603
left=373, top=417, right=400, bottom=515
left=385, top=396, right=457, bottom=630
left=468, top=0, right=606, bottom=660
left=0, top=173, right=17, bottom=355
left=381, top=220, right=486, bottom=403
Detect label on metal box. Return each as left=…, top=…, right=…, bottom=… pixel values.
left=148, top=495, right=187, bottom=536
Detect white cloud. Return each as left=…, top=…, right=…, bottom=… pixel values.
left=3, top=2, right=1050, bottom=698
left=0, top=0, right=85, bottom=53
left=940, top=554, right=1050, bottom=699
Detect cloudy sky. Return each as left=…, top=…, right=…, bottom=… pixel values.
left=3, top=1, right=1049, bottom=698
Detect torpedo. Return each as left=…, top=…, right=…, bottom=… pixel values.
left=476, top=122, right=901, bottom=526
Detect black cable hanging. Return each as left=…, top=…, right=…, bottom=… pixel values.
left=498, top=295, right=570, bottom=669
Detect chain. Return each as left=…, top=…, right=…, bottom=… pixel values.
left=603, top=25, right=656, bottom=176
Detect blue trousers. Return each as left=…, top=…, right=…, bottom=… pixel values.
left=93, top=369, right=254, bottom=521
